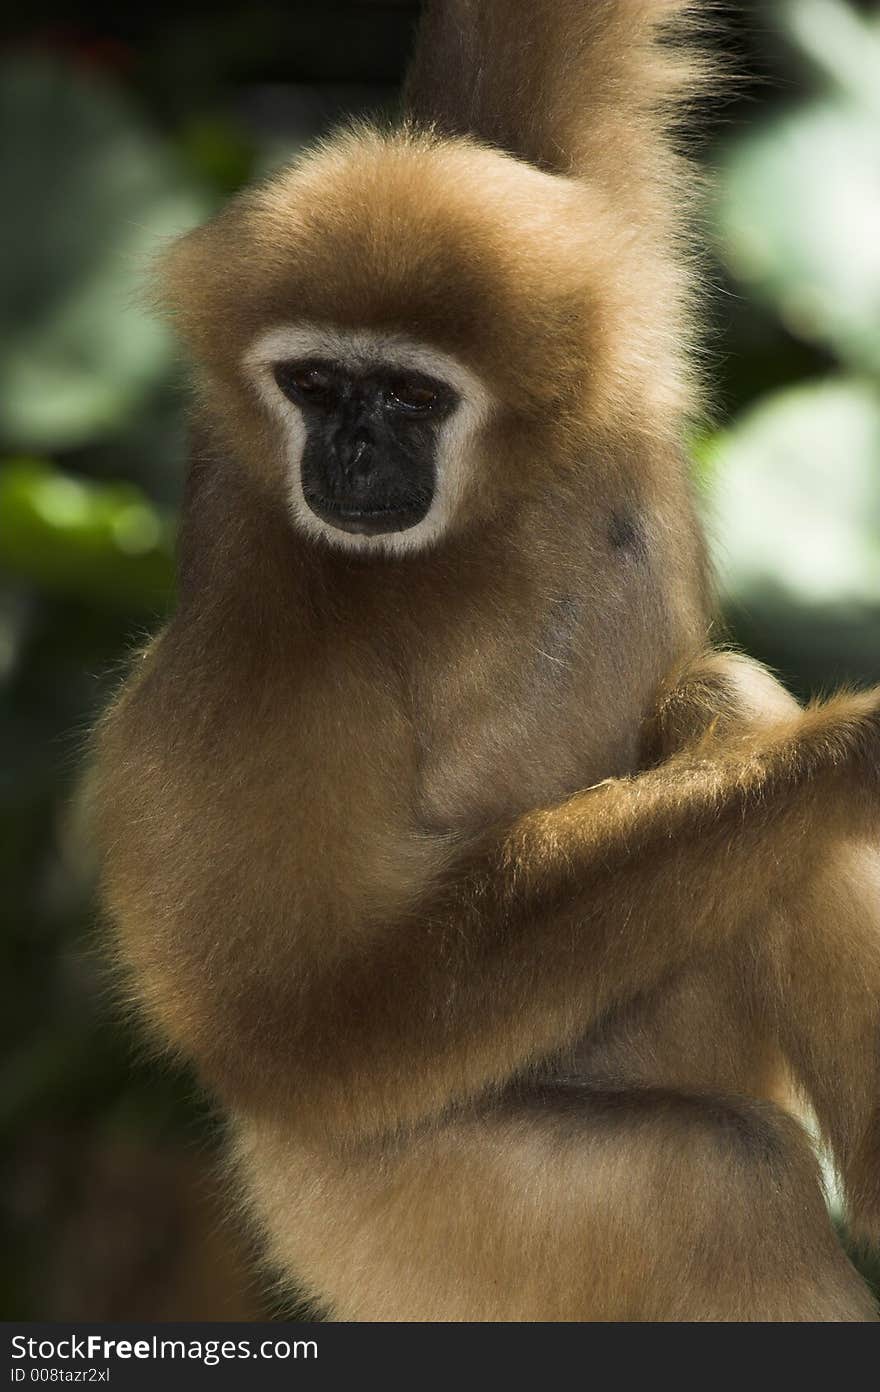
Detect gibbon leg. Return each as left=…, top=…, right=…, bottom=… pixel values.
left=645, top=651, right=880, bottom=1242
left=238, top=1088, right=877, bottom=1322
left=757, top=847, right=880, bottom=1246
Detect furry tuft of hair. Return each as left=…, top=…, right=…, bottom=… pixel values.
left=404, top=1, right=712, bottom=197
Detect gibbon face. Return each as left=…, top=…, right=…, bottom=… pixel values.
left=244, top=324, right=491, bottom=553
left=271, top=351, right=458, bottom=539
left=160, top=129, right=687, bottom=556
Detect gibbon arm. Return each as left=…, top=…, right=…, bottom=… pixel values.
left=190, top=663, right=880, bottom=1151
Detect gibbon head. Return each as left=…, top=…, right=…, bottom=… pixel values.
left=160, top=128, right=691, bottom=557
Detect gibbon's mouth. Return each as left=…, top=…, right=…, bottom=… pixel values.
left=302, top=493, right=431, bottom=536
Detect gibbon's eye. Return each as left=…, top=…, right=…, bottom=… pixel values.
left=384, top=376, right=441, bottom=416
left=273, top=360, right=336, bottom=408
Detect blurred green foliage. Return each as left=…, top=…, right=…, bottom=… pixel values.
left=0, top=460, right=173, bottom=610
left=1, top=0, right=878, bottom=1319
left=707, top=0, right=880, bottom=698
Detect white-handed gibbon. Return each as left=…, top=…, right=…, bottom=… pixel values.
left=91, top=1, right=880, bottom=1320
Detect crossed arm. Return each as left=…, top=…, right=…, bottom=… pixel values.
left=185, top=654, right=879, bottom=1176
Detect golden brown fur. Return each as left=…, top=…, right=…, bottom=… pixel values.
left=91, top=1, right=880, bottom=1319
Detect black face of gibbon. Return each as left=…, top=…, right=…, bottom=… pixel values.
left=272, top=359, right=460, bottom=536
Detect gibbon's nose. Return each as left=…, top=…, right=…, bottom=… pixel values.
left=300, top=416, right=435, bottom=536
left=339, top=431, right=375, bottom=486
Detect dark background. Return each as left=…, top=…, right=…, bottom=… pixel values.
left=1, top=0, right=879, bottom=1319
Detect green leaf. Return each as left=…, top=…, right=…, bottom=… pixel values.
left=714, top=97, right=880, bottom=373
left=0, top=458, right=174, bottom=612
left=710, top=378, right=880, bottom=609
left=0, top=56, right=209, bottom=452
left=779, top=0, right=880, bottom=114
